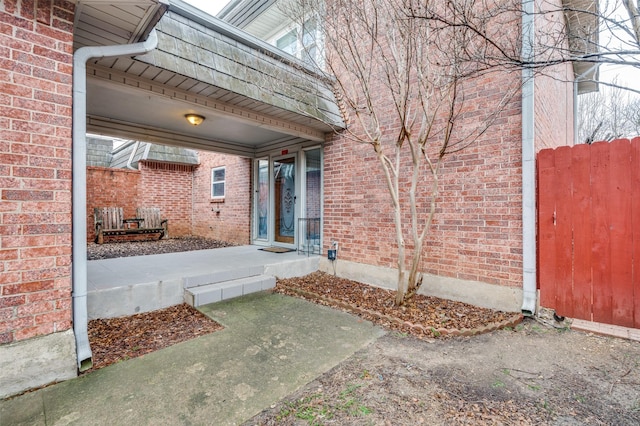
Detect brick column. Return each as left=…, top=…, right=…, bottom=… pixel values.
left=0, top=1, right=75, bottom=345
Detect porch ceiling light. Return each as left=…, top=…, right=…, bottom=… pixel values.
left=185, top=113, right=205, bottom=126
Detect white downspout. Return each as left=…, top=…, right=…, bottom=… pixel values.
left=521, top=0, right=536, bottom=315
left=72, top=30, right=158, bottom=371
left=126, top=141, right=141, bottom=170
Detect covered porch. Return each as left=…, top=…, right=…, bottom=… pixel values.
left=73, top=0, right=343, bottom=368
left=75, top=0, right=343, bottom=251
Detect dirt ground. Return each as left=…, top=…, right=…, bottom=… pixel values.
left=245, top=320, right=640, bottom=425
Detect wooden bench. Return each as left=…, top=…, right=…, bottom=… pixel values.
left=94, top=207, right=168, bottom=244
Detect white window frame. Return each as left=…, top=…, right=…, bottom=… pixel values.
left=276, top=27, right=298, bottom=56
left=211, top=166, right=226, bottom=199
left=272, top=17, right=323, bottom=67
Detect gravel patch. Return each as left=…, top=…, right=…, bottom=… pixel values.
left=87, top=236, right=235, bottom=260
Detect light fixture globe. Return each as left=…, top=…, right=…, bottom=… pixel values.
left=185, top=113, right=205, bottom=126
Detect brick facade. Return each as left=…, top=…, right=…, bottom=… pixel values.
left=192, top=151, right=251, bottom=245
left=0, top=0, right=576, bottom=398
left=0, top=0, right=75, bottom=344
left=319, top=0, right=573, bottom=293
left=534, top=0, right=575, bottom=150
left=86, top=167, right=140, bottom=241
left=86, top=161, right=195, bottom=242
left=324, top=69, right=571, bottom=291
left=86, top=153, right=250, bottom=245
left=139, top=161, right=194, bottom=238
left=535, top=67, right=574, bottom=150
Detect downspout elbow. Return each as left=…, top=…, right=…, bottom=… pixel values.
left=126, top=141, right=141, bottom=170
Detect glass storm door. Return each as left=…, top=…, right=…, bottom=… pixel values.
left=273, top=156, right=296, bottom=245
left=254, top=159, right=269, bottom=241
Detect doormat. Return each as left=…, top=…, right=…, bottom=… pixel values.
left=260, top=246, right=295, bottom=253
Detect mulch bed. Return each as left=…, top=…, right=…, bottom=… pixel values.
left=86, top=304, right=223, bottom=372
left=276, top=271, right=522, bottom=339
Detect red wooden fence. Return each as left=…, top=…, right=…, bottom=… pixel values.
left=537, top=138, right=640, bottom=329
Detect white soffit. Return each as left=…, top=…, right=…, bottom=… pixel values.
left=73, top=0, right=168, bottom=49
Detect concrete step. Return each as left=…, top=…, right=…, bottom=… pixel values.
left=184, top=274, right=276, bottom=307
left=182, top=265, right=264, bottom=289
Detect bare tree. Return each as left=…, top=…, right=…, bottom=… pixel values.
left=278, top=0, right=640, bottom=305
left=405, top=1, right=640, bottom=147
left=283, top=0, right=518, bottom=305
left=626, top=97, right=640, bottom=135
left=578, top=77, right=640, bottom=142
left=622, top=0, right=640, bottom=45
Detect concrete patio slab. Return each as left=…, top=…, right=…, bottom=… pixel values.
left=0, top=292, right=385, bottom=425
left=87, top=245, right=319, bottom=319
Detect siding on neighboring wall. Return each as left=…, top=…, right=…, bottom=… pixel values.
left=0, top=0, right=75, bottom=344
left=86, top=137, right=113, bottom=167
left=192, top=152, right=251, bottom=245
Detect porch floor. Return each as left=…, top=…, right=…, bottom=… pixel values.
left=87, top=245, right=319, bottom=319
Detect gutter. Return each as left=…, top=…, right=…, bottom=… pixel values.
left=521, top=0, right=536, bottom=315
left=72, top=30, right=159, bottom=371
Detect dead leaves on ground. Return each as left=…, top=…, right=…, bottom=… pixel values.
left=87, top=271, right=512, bottom=374
left=277, top=272, right=511, bottom=338
left=87, top=304, right=223, bottom=372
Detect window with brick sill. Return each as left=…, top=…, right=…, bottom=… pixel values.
left=211, top=166, right=225, bottom=200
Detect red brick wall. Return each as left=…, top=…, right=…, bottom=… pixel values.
left=321, top=0, right=574, bottom=291
left=534, top=0, right=574, bottom=151
left=324, top=70, right=526, bottom=288
left=86, top=162, right=195, bottom=242
left=86, top=167, right=140, bottom=241
left=0, top=0, right=75, bottom=344
left=139, top=161, right=194, bottom=237
left=192, top=152, right=251, bottom=245
left=87, top=154, right=251, bottom=245
left=534, top=66, right=574, bottom=151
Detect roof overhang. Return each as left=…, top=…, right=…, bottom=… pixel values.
left=217, top=0, right=279, bottom=29
left=73, top=0, right=344, bottom=158
left=73, top=0, right=169, bottom=49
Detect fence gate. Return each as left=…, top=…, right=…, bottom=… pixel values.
left=537, top=138, right=640, bottom=329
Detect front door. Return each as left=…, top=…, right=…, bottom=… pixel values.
left=273, top=155, right=296, bottom=245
